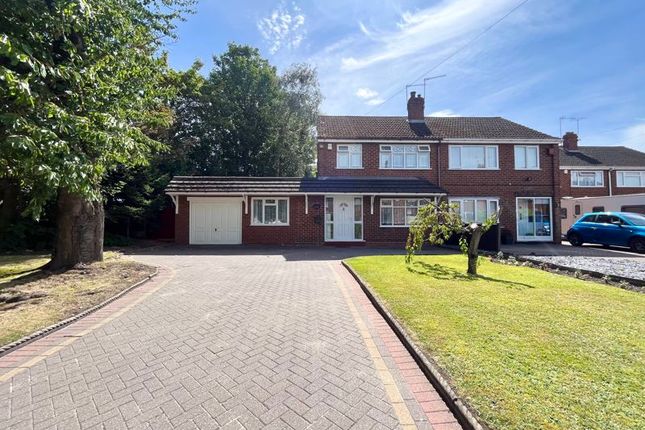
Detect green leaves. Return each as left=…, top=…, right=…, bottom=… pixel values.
left=0, top=0, right=194, bottom=218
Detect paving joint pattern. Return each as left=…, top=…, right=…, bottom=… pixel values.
left=0, top=249, right=460, bottom=429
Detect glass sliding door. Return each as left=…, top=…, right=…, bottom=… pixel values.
left=516, top=197, right=553, bottom=241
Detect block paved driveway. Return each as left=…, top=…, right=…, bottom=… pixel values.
left=1, top=247, right=460, bottom=430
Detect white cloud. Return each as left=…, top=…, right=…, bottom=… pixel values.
left=340, top=0, right=519, bottom=71
left=258, top=2, right=306, bottom=54
left=365, top=98, right=385, bottom=106
left=429, top=109, right=459, bottom=117
left=355, top=87, right=378, bottom=99
left=621, top=122, right=645, bottom=152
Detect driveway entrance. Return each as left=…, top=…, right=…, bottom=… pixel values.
left=0, top=247, right=460, bottom=429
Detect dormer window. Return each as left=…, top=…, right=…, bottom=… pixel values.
left=380, top=145, right=430, bottom=169
left=336, top=144, right=362, bottom=169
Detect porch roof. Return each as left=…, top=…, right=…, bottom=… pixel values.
left=165, top=176, right=446, bottom=195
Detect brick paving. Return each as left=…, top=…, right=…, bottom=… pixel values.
left=0, top=248, right=460, bottom=429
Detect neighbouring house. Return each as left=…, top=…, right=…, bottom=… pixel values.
left=166, top=92, right=563, bottom=246
left=559, top=132, right=645, bottom=231
left=560, top=132, right=645, bottom=198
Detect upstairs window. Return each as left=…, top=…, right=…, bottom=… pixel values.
left=337, top=144, right=362, bottom=169
left=571, top=171, right=603, bottom=187
left=380, top=145, right=430, bottom=169
left=616, top=171, right=645, bottom=187
left=449, top=145, right=498, bottom=169
left=514, top=145, right=539, bottom=169
left=252, top=198, right=289, bottom=225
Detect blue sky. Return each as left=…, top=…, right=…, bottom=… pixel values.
left=164, top=0, right=645, bottom=151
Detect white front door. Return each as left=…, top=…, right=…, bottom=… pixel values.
left=516, top=197, right=553, bottom=241
left=189, top=198, right=242, bottom=244
left=325, top=196, right=363, bottom=241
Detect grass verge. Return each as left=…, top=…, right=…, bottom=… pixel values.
left=0, top=252, right=156, bottom=347
left=346, top=254, right=644, bottom=430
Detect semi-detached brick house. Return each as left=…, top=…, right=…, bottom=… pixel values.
left=559, top=131, right=645, bottom=198
left=167, top=93, right=563, bottom=246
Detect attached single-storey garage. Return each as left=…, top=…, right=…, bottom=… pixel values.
left=166, top=176, right=446, bottom=246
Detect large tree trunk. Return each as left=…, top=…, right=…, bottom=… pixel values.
left=49, top=189, right=104, bottom=269
left=467, top=225, right=484, bottom=275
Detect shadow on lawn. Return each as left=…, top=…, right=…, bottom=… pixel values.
left=407, top=261, right=534, bottom=289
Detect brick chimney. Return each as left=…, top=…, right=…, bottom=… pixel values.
left=407, top=91, right=425, bottom=123
left=562, top=132, right=579, bottom=151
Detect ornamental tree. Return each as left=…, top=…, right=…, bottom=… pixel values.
left=406, top=200, right=500, bottom=275
left=0, top=0, right=193, bottom=268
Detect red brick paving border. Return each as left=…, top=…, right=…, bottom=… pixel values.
left=0, top=266, right=173, bottom=381
left=333, top=261, right=464, bottom=430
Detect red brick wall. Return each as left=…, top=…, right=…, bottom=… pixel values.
left=317, top=142, right=561, bottom=242
left=560, top=169, right=645, bottom=198
left=243, top=196, right=324, bottom=245
left=174, top=195, right=325, bottom=246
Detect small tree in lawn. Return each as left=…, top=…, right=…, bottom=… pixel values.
left=406, top=200, right=500, bottom=275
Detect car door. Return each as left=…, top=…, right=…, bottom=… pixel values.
left=573, top=214, right=597, bottom=241
left=608, top=215, right=635, bottom=247
left=591, top=215, right=629, bottom=246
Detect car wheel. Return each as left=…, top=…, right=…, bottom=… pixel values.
left=629, top=237, right=645, bottom=253
left=568, top=232, right=583, bottom=247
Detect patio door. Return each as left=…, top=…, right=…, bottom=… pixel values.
left=516, top=197, right=553, bottom=241
left=325, top=196, right=363, bottom=241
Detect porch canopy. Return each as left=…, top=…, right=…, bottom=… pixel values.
left=165, top=176, right=446, bottom=213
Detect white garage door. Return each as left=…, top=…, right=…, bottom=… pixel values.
left=189, top=198, right=242, bottom=245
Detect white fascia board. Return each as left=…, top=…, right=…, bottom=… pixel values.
left=560, top=166, right=645, bottom=170
left=167, top=191, right=446, bottom=196
left=318, top=138, right=561, bottom=144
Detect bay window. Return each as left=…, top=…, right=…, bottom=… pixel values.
left=514, top=145, right=539, bottom=169
left=449, top=198, right=499, bottom=223
left=252, top=198, right=289, bottom=225
left=570, top=170, right=603, bottom=187
left=380, top=145, right=430, bottom=169
left=337, top=144, right=362, bottom=169
left=449, top=145, right=498, bottom=169
left=616, top=171, right=645, bottom=187
left=380, top=198, right=433, bottom=227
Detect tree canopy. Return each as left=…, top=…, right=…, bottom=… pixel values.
left=0, top=0, right=194, bottom=219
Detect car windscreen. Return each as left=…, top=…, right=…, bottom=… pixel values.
left=621, top=213, right=645, bottom=226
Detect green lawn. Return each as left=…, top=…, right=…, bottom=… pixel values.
left=347, top=255, right=645, bottom=430
left=0, top=254, right=50, bottom=282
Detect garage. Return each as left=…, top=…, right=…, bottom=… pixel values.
left=188, top=197, right=242, bottom=244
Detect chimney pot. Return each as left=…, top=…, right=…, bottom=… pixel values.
left=562, top=132, right=579, bottom=151
left=407, top=92, right=425, bottom=123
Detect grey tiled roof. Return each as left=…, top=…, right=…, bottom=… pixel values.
left=560, top=146, right=645, bottom=168
left=317, top=116, right=557, bottom=141
left=166, top=176, right=446, bottom=194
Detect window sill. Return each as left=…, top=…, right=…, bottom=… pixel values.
left=515, top=168, right=541, bottom=171
left=335, top=167, right=364, bottom=170
left=571, top=185, right=605, bottom=188
left=448, top=168, right=500, bottom=171
left=615, top=185, right=644, bottom=188
left=250, top=223, right=290, bottom=227
left=380, top=225, right=411, bottom=228
left=379, top=167, right=432, bottom=170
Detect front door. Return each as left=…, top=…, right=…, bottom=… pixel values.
left=325, top=196, right=363, bottom=241
left=516, top=197, right=553, bottom=241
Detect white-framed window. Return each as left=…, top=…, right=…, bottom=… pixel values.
left=616, top=170, right=645, bottom=187
left=571, top=170, right=604, bottom=187
left=380, top=198, right=433, bottom=227
left=514, top=145, right=539, bottom=170
left=379, top=145, right=430, bottom=169
left=448, top=145, right=498, bottom=169
left=337, top=144, right=362, bottom=169
left=449, top=198, right=499, bottom=224
left=251, top=198, right=289, bottom=225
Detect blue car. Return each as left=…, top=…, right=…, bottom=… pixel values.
left=567, top=212, right=645, bottom=253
